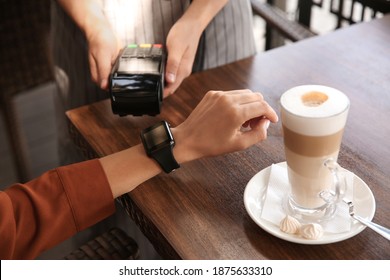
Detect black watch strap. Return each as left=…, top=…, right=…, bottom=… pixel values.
left=153, top=146, right=180, bottom=173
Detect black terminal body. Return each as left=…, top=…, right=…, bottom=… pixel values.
left=109, top=44, right=165, bottom=116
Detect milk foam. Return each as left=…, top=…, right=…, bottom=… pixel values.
left=281, top=85, right=350, bottom=136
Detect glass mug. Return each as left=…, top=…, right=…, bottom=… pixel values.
left=280, top=85, right=350, bottom=222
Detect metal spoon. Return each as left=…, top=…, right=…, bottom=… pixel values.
left=343, top=198, right=390, bottom=241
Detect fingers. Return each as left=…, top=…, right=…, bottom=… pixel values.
left=89, top=54, right=108, bottom=89
left=165, top=24, right=198, bottom=97
left=173, top=89, right=279, bottom=162
left=163, top=61, right=193, bottom=97
left=206, top=89, right=264, bottom=107
left=87, top=26, right=120, bottom=90
left=237, top=90, right=278, bottom=123
left=165, top=53, right=179, bottom=84
left=163, top=54, right=181, bottom=97
left=89, top=54, right=98, bottom=84
left=205, top=89, right=278, bottom=124
left=239, top=117, right=272, bottom=147
left=241, top=99, right=279, bottom=124
left=164, top=81, right=179, bottom=98
left=223, top=89, right=266, bottom=106
left=89, top=50, right=114, bottom=90
left=165, top=43, right=185, bottom=86
left=164, top=75, right=182, bottom=98
left=164, top=50, right=194, bottom=97
left=97, top=58, right=111, bottom=90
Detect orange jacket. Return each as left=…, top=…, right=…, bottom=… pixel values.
left=0, top=159, right=115, bottom=259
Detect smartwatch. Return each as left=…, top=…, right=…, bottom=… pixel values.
left=140, top=121, right=180, bottom=173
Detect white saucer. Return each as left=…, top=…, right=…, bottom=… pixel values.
left=244, top=162, right=376, bottom=244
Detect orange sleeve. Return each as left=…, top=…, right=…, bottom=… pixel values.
left=0, top=159, right=115, bottom=259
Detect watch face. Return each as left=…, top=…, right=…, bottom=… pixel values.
left=142, top=121, right=174, bottom=152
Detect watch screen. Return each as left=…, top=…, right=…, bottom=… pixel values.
left=143, top=124, right=167, bottom=149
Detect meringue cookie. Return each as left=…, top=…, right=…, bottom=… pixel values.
left=300, top=223, right=324, bottom=240
left=279, top=215, right=301, bottom=234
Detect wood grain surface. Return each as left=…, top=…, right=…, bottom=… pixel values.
left=67, top=15, right=390, bottom=259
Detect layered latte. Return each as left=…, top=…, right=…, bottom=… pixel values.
left=281, top=85, right=350, bottom=209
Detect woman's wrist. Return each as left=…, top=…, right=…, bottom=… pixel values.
left=171, top=126, right=200, bottom=165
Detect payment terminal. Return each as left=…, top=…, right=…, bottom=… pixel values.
left=109, top=44, right=165, bottom=116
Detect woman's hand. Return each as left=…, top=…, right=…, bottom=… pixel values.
left=101, top=89, right=277, bottom=198
left=172, top=89, right=279, bottom=163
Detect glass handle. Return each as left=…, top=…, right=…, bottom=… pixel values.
left=320, top=158, right=346, bottom=204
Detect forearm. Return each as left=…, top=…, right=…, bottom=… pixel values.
left=181, top=0, right=228, bottom=32
left=99, top=128, right=188, bottom=199
left=56, top=0, right=108, bottom=40
left=1, top=160, right=115, bottom=259
left=99, top=90, right=279, bottom=200
left=99, top=144, right=162, bottom=198
left=0, top=89, right=277, bottom=259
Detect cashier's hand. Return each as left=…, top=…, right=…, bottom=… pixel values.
left=163, top=17, right=202, bottom=97
left=172, top=90, right=279, bottom=163
left=86, top=23, right=121, bottom=90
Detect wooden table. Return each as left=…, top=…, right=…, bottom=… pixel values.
left=67, top=15, right=390, bottom=259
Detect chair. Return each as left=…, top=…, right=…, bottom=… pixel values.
left=64, top=228, right=140, bottom=260
left=296, top=0, right=390, bottom=28
left=251, top=0, right=390, bottom=50
left=251, top=0, right=317, bottom=50
left=329, top=0, right=390, bottom=27
left=0, top=1, right=53, bottom=182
